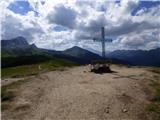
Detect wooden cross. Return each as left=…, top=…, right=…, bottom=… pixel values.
left=93, top=27, right=112, bottom=58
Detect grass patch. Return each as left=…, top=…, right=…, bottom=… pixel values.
left=147, top=103, right=160, bottom=120
left=1, top=79, right=30, bottom=102
left=40, top=58, right=77, bottom=70
left=1, top=89, right=15, bottom=102
left=150, top=81, right=160, bottom=102
left=1, top=103, right=11, bottom=111
left=1, top=64, right=40, bottom=78
left=148, top=68, right=160, bottom=74
left=1, top=78, right=31, bottom=111
left=14, top=104, right=31, bottom=111
left=1, top=58, right=78, bottom=78
left=147, top=80, right=160, bottom=120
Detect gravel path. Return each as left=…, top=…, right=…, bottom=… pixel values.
left=2, top=65, right=155, bottom=120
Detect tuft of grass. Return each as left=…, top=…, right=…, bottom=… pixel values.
left=147, top=80, right=160, bottom=120
left=1, top=89, right=15, bottom=102
left=1, top=78, right=30, bottom=101
left=1, top=82, right=21, bottom=102
left=148, top=68, right=160, bottom=74
left=150, top=80, right=160, bottom=102
left=152, top=89, right=160, bottom=102
left=1, top=103, right=11, bottom=112
left=14, top=104, right=31, bottom=111
left=1, top=78, right=31, bottom=111
left=147, top=103, right=160, bottom=120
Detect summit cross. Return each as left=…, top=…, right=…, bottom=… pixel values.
left=93, top=27, right=112, bottom=58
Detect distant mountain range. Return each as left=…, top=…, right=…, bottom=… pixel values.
left=1, top=36, right=160, bottom=67
left=106, top=48, right=160, bottom=67
left=1, top=37, right=102, bottom=67
left=1, top=36, right=40, bottom=57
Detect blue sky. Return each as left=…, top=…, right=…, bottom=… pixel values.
left=1, top=0, right=160, bottom=51
left=7, top=1, right=160, bottom=16
left=7, top=0, right=40, bottom=16
left=132, top=1, right=160, bottom=15
left=7, top=1, right=33, bottom=15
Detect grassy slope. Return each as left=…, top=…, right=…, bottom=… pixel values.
left=1, top=58, right=78, bottom=78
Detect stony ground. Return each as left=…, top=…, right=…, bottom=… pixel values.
left=2, top=65, right=160, bottom=120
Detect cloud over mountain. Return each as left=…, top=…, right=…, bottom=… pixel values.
left=1, top=0, right=160, bottom=51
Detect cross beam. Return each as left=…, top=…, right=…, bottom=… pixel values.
left=93, top=27, right=112, bottom=58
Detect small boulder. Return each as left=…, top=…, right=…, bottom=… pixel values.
left=122, top=108, right=128, bottom=113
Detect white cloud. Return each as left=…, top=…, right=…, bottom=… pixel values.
left=1, top=9, right=44, bottom=42
left=47, top=4, right=77, bottom=29
left=1, top=0, right=160, bottom=51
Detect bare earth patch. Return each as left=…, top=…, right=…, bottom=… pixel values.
left=1, top=65, right=160, bottom=120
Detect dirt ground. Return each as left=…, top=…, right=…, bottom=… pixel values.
left=2, top=65, right=160, bottom=120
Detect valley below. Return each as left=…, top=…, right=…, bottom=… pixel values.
left=1, top=65, right=160, bottom=120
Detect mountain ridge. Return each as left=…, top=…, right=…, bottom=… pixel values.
left=106, top=48, right=160, bottom=67
left=1, top=37, right=102, bottom=67
left=1, top=36, right=160, bottom=67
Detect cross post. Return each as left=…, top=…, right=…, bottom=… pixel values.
left=101, top=27, right=105, bottom=58
left=93, top=27, right=112, bottom=58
